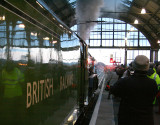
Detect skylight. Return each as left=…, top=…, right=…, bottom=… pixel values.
left=68, top=0, right=76, bottom=8
left=122, top=0, right=133, bottom=8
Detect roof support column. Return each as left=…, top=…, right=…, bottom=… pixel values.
left=150, top=49, right=153, bottom=62
left=154, top=50, right=158, bottom=62
left=125, top=48, right=127, bottom=67
left=150, top=49, right=158, bottom=62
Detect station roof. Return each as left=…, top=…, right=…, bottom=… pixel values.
left=44, top=0, right=160, bottom=49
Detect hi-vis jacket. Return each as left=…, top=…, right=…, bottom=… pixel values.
left=147, top=68, right=160, bottom=90
left=147, top=68, right=160, bottom=104
left=2, top=67, right=24, bottom=98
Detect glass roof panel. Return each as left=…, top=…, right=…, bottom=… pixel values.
left=122, top=0, right=133, bottom=8
left=68, top=0, right=76, bottom=8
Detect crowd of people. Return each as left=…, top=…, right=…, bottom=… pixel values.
left=107, top=55, right=160, bottom=125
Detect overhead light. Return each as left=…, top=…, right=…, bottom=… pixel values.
left=157, top=40, right=160, bottom=44
left=19, top=24, right=25, bottom=28
left=134, top=19, right=138, bottom=24
left=0, top=15, right=5, bottom=20
left=36, top=1, right=45, bottom=10
left=59, top=24, right=63, bottom=28
left=50, top=41, right=57, bottom=44
left=43, top=37, right=49, bottom=40
left=141, top=8, right=146, bottom=14
left=31, top=32, right=37, bottom=36
left=52, top=40, right=57, bottom=44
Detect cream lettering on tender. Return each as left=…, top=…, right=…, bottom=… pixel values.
left=26, top=74, right=73, bottom=108
left=40, top=80, right=44, bottom=101
left=38, top=81, right=40, bottom=103
left=59, top=74, right=73, bottom=91
left=26, top=82, right=32, bottom=108
left=33, top=81, right=37, bottom=105
left=26, top=78, right=54, bottom=108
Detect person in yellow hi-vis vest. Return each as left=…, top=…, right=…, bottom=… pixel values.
left=1, top=60, right=25, bottom=124
left=147, top=62, right=160, bottom=105
left=156, top=65, right=160, bottom=114
left=2, top=60, right=24, bottom=98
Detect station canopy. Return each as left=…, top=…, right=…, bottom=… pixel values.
left=44, top=0, right=160, bottom=49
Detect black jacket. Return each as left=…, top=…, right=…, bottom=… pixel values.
left=147, top=68, right=155, bottom=76
left=110, top=71, right=158, bottom=125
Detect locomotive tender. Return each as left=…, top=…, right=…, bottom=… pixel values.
left=0, top=0, right=89, bottom=124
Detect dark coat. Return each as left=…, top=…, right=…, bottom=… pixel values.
left=88, top=74, right=98, bottom=100
left=110, top=71, right=158, bottom=125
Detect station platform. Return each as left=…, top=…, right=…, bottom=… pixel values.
left=89, top=71, right=160, bottom=125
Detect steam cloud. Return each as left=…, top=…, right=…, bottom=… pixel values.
left=76, top=0, right=126, bottom=41
left=76, top=0, right=104, bottom=41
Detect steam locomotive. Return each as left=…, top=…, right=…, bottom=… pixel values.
left=0, top=0, right=90, bottom=124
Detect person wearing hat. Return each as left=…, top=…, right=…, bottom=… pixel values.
left=110, top=55, right=158, bottom=125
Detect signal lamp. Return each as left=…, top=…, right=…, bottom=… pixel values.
left=110, top=58, right=113, bottom=63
